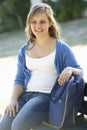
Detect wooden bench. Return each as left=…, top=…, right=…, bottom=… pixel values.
left=34, top=83, right=87, bottom=130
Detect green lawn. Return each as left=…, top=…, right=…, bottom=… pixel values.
left=0, top=18, right=87, bottom=111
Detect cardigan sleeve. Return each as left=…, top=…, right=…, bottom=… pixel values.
left=14, top=47, right=25, bottom=86
left=55, top=40, right=83, bottom=75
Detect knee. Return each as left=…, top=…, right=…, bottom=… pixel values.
left=0, top=121, right=6, bottom=130
left=11, top=122, right=24, bottom=130
left=11, top=121, right=29, bottom=130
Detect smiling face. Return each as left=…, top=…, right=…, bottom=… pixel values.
left=30, top=13, right=51, bottom=39
left=25, top=3, right=60, bottom=42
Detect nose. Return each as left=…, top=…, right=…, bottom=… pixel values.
left=35, top=23, right=42, bottom=29
left=36, top=22, right=41, bottom=27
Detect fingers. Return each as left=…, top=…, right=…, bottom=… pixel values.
left=9, top=110, right=13, bottom=117
left=11, top=107, right=16, bottom=117
left=58, top=75, right=70, bottom=86
left=58, top=67, right=72, bottom=86
left=15, top=103, right=19, bottom=113
left=5, top=103, right=19, bottom=117
left=5, top=107, right=15, bottom=117
left=5, top=109, right=9, bottom=116
left=58, top=75, right=66, bottom=86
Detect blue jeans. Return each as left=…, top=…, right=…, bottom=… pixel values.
left=0, top=92, right=50, bottom=130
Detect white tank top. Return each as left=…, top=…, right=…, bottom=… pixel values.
left=26, top=50, right=58, bottom=93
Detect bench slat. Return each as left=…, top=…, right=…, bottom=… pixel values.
left=81, top=101, right=87, bottom=114
left=84, top=83, right=87, bottom=96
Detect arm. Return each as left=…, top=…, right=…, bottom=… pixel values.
left=58, top=66, right=82, bottom=86
left=10, top=84, right=24, bottom=100
left=57, top=41, right=83, bottom=85
left=5, top=47, right=25, bottom=117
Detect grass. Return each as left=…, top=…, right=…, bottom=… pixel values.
left=0, top=29, right=26, bottom=57
left=61, top=18, right=87, bottom=46
left=0, top=18, right=87, bottom=110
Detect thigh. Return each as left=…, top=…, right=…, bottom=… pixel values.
left=12, top=93, right=50, bottom=130
left=0, top=114, right=14, bottom=130
left=0, top=92, right=31, bottom=130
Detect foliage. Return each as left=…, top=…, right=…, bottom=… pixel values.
left=0, top=0, right=30, bottom=32
left=0, top=3, right=18, bottom=32
left=0, top=0, right=87, bottom=32
left=44, top=0, right=87, bottom=22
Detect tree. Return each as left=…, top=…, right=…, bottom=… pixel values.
left=0, top=0, right=30, bottom=32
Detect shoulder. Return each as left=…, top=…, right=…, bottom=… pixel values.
left=17, top=42, right=28, bottom=62
left=56, top=39, right=70, bottom=49
left=56, top=39, right=72, bottom=54
left=18, top=42, right=28, bottom=56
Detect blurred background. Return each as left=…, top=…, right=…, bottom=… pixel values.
left=0, top=0, right=87, bottom=33
left=0, top=0, right=87, bottom=112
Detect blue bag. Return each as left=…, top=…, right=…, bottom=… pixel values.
left=49, top=74, right=84, bottom=129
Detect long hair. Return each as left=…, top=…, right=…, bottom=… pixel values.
left=25, top=3, right=61, bottom=42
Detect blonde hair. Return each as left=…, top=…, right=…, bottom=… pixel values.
left=25, top=3, right=61, bottom=42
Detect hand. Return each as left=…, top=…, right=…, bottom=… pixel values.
left=58, top=67, right=72, bottom=86
left=5, top=99, right=19, bottom=117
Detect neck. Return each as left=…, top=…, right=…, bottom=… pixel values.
left=35, top=36, right=52, bottom=45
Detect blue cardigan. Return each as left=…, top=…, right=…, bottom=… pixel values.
left=14, top=40, right=83, bottom=91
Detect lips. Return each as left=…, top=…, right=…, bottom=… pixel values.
left=35, top=30, right=43, bottom=32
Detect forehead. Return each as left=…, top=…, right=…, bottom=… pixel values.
left=31, top=13, right=49, bottom=21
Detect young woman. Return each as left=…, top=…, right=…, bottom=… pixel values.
left=0, top=3, right=83, bottom=130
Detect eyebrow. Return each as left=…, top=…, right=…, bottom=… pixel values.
left=32, top=19, right=46, bottom=21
